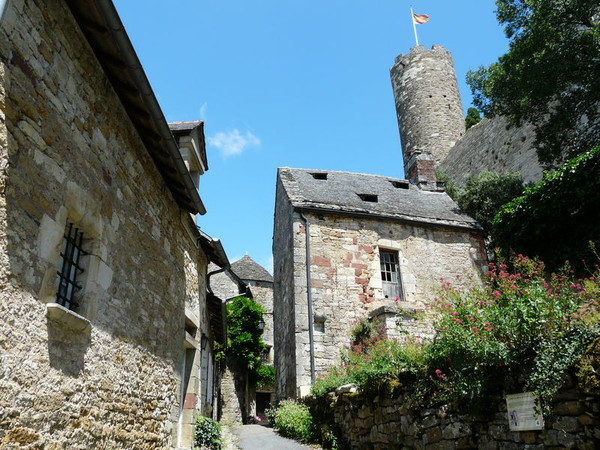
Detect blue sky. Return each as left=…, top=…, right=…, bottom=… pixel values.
left=113, top=0, right=509, bottom=273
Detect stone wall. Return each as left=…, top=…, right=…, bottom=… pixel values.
left=273, top=197, right=486, bottom=397
left=439, top=116, right=544, bottom=186
left=273, top=176, right=299, bottom=400
left=308, top=378, right=600, bottom=449
left=249, top=280, right=274, bottom=364
left=0, top=0, right=210, bottom=448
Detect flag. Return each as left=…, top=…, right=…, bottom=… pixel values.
left=412, top=13, right=429, bottom=25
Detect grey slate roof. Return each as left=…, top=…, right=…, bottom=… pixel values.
left=278, top=168, right=481, bottom=230
left=231, top=255, right=273, bottom=283
left=65, top=1, right=205, bottom=214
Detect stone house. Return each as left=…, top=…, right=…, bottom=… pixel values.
left=273, top=45, right=488, bottom=399
left=273, top=168, right=487, bottom=398
left=210, top=255, right=275, bottom=424
left=0, top=1, right=227, bottom=448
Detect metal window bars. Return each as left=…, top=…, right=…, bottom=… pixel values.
left=55, top=222, right=86, bottom=311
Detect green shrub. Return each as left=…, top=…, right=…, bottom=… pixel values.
left=255, top=364, right=276, bottom=386
left=493, top=145, right=600, bottom=273
left=426, top=255, right=600, bottom=408
left=455, top=170, right=524, bottom=233
left=267, top=400, right=316, bottom=443
left=193, top=415, right=222, bottom=450
left=311, top=330, right=426, bottom=397
left=311, top=368, right=353, bottom=397
left=465, top=107, right=482, bottom=130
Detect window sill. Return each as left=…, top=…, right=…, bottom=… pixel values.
left=46, top=303, right=91, bottom=333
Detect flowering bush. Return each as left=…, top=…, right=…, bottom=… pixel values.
left=312, top=255, right=600, bottom=412
left=426, top=255, right=600, bottom=407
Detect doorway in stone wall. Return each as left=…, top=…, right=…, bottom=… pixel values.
left=255, top=392, right=271, bottom=423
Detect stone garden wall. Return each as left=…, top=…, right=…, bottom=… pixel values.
left=308, top=377, right=600, bottom=449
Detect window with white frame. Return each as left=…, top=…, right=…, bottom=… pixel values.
left=379, top=249, right=403, bottom=301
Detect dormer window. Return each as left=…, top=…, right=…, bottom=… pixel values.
left=358, top=194, right=378, bottom=203
left=390, top=180, right=409, bottom=189
left=311, top=173, right=328, bottom=180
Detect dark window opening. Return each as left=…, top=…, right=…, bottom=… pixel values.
left=311, top=172, right=328, bottom=180
left=358, top=194, right=378, bottom=203
left=380, top=250, right=403, bottom=301
left=56, top=222, right=86, bottom=311
left=185, top=317, right=198, bottom=339
left=390, top=180, right=409, bottom=189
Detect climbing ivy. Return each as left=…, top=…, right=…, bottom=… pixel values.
left=226, top=296, right=272, bottom=386
left=492, top=145, right=600, bottom=272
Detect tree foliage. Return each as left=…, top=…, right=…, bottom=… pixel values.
left=493, top=145, right=600, bottom=272
left=226, top=296, right=266, bottom=378
left=467, top=0, right=600, bottom=164
left=454, top=171, right=524, bottom=234
left=465, top=107, right=482, bottom=130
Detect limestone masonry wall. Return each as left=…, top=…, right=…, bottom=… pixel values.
left=0, top=0, right=208, bottom=448
left=440, top=116, right=544, bottom=185
left=251, top=281, right=275, bottom=363
left=308, top=378, right=600, bottom=449
left=273, top=176, right=298, bottom=399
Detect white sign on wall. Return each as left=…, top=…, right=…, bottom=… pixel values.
left=505, top=392, right=544, bottom=431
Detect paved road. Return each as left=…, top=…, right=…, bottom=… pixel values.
left=231, top=424, right=316, bottom=450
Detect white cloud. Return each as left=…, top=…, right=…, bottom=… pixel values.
left=208, top=129, right=261, bottom=157
left=199, top=102, right=208, bottom=120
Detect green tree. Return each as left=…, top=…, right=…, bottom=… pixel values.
left=455, top=171, right=524, bottom=234
left=226, top=296, right=266, bottom=382
left=465, top=107, right=482, bottom=130
left=493, top=145, right=600, bottom=273
left=467, top=0, right=600, bottom=164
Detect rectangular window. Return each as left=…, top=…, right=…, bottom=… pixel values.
left=380, top=250, right=403, bottom=301
left=56, top=222, right=86, bottom=311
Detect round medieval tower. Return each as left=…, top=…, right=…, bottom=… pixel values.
left=390, top=45, right=464, bottom=178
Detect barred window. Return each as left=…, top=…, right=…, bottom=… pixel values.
left=380, top=250, right=404, bottom=301
left=56, top=222, right=86, bottom=311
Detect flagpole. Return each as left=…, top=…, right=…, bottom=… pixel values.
left=410, top=6, right=419, bottom=46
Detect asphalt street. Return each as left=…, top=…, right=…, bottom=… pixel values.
left=231, top=424, right=317, bottom=450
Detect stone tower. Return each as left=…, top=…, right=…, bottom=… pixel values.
left=390, top=45, right=464, bottom=184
